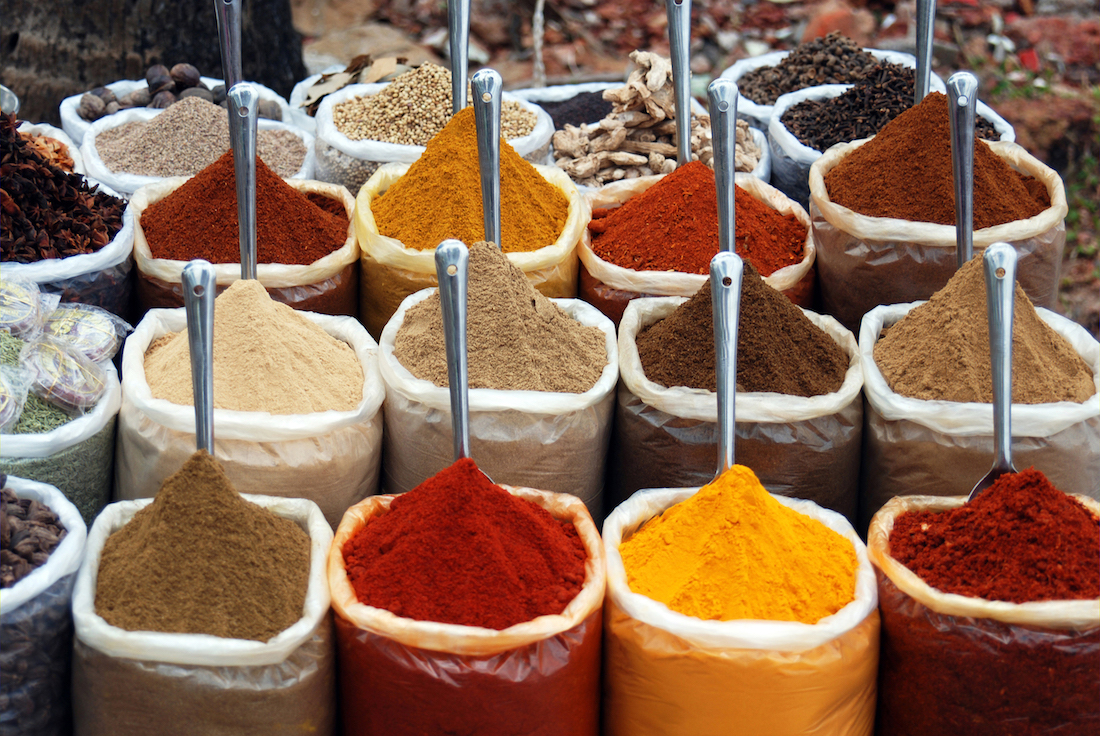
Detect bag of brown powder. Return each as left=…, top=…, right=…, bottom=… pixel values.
left=609, top=296, right=864, bottom=524
left=858, top=302, right=1099, bottom=531
left=70, top=493, right=336, bottom=736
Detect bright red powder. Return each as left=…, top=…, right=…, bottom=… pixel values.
left=342, top=458, right=588, bottom=630
left=890, top=467, right=1100, bottom=603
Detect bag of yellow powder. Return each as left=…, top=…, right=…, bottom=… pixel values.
left=602, top=477, right=880, bottom=736
left=356, top=161, right=587, bottom=338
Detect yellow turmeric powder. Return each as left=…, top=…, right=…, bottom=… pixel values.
left=620, top=465, right=857, bottom=624
left=371, top=107, right=568, bottom=253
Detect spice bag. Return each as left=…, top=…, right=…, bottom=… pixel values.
left=329, top=486, right=606, bottom=736
left=81, top=108, right=315, bottom=198
left=867, top=495, right=1100, bottom=736
left=2, top=201, right=135, bottom=320
left=71, top=494, right=336, bottom=736
left=114, top=308, right=384, bottom=528
left=128, top=178, right=359, bottom=317
left=602, top=487, right=880, bottom=736
left=59, top=76, right=293, bottom=147
left=0, top=362, right=121, bottom=526
left=579, top=172, right=816, bottom=326
left=1, top=476, right=88, bottom=736
left=17, top=121, right=86, bottom=175
left=314, top=83, right=554, bottom=194
left=859, top=302, right=1099, bottom=530
left=356, top=162, right=587, bottom=338
left=609, top=297, right=864, bottom=523
left=809, top=139, right=1067, bottom=332
left=379, top=291, right=617, bottom=518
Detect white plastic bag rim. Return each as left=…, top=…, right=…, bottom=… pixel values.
left=329, top=485, right=607, bottom=656
left=122, top=308, right=384, bottom=442
left=602, top=485, right=878, bottom=652
left=1, top=200, right=134, bottom=283
left=808, top=138, right=1069, bottom=244
left=315, top=82, right=552, bottom=161
left=379, top=289, right=618, bottom=415
left=860, top=302, right=1099, bottom=436
left=577, top=172, right=814, bottom=295
left=72, top=493, right=333, bottom=666
left=1, top=361, right=121, bottom=458
left=0, top=475, right=88, bottom=615
left=17, top=121, right=86, bottom=175
left=128, top=177, right=357, bottom=288
left=868, top=494, right=1099, bottom=630
left=618, top=296, right=863, bottom=423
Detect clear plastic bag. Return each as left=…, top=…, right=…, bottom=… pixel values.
left=71, top=494, right=336, bottom=736
left=115, top=307, right=384, bottom=528
left=1, top=476, right=88, bottom=736
left=16, top=121, right=85, bottom=175
left=43, top=303, right=131, bottom=363
left=602, top=486, right=880, bottom=736
left=378, top=291, right=617, bottom=518
left=809, top=139, right=1068, bottom=333
left=128, top=177, right=359, bottom=317
left=21, top=337, right=108, bottom=414
left=328, top=486, right=605, bottom=736
left=0, top=278, right=45, bottom=338
left=314, top=83, right=554, bottom=194
left=867, top=494, right=1100, bottom=736
left=608, top=297, right=864, bottom=523
left=578, top=172, right=816, bottom=325
left=0, top=366, right=32, bottom=433
left=858, top=303, right=1100, bottom=530
left=356, top=161, right=587, bottom=338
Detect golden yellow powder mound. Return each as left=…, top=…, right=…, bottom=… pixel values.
left=620, top=465, right=857, bottom=624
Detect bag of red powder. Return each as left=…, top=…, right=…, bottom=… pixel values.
left=328, top=485, right=606, bottom=736
left=579, top=173, right=816, bottom=326
left=867, top=493, right=1100, bottom=736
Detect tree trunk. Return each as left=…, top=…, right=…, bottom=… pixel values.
left=0, top=0, right=306, bottom=125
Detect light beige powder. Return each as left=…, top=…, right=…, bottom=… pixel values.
left=145, top=280, right=364, bottom=414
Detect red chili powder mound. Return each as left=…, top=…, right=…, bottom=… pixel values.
left=141, top=151, right=349, bottom=266
left=342, top=458, right=587, bottom=630
left=890, top=468, right=1100, bottom=603
left=588, top=160, right=806, bottom=276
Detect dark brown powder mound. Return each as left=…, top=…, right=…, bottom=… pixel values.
left=874, top=254, right=1095, bottom=404
left=95, top=451, right=311, bottom=642
left=824, top=93, right=1050, bottom=229
left=636, top=263, right=849, bottom=396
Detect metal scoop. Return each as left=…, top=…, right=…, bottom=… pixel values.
left=182, top=260, right=217, bottom=452
left=948, top=71, right=978, bottom=269
left=471, top=69, right=502, bottom=249
left=968, top=242, right=1019, bottom=500
left=448, top=0, right=471, bottom=115
left=665, top=0, right=693, bottom=167
left=711, top=251, right=744, bottom=476
left=708, top=78, right=738, bottom=254
left=227, top=82, right=259, bottom=280
left=915, top=0, right=936, bottom=102
left=215, top=0, right=243, bottom=92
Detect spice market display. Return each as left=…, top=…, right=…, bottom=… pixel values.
left=1, top=2, right=1098, bottom=736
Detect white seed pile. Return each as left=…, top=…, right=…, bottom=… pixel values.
left=332, top=62, right=537, bottom=145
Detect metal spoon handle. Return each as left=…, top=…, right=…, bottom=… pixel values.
left=214, top=0, right=243, bottom=92
left=665, top=0, right=693, bottom=167
left=436, top=240, right=471, bottom=461
left=227, top=83, right=259, bottom=280
left=471, top=69, right=502, bottom=249
left=182, top=260, right=217, bottom=453
left=711, top=251, right=744, bottom=476
left=948, top=72, right=978, bottom=269
left=915, top=0, right=937, bottom=102
left=708, top=78, right=738, bottom=254
left=448, top=0, right=471, bottom=116
left=984, top=242, right=1017, bottom=475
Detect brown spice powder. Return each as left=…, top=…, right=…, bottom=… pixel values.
left=94, top=450, right=310, bottom=642
left=394, top=241, right=607, bottom=393
left=874, top=255, right=1095, bottom=404
left=637, top=263, right=848, bottom=396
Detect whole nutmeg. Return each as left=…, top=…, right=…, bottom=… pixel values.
left=210, top=84, right=227, bottom=105
left=129, top=87, right=152, bottom=107
left=179, top=87, right=214, bottom=103
left=105, top=101, right=121, bottom=115
left=145, top=64, right=173, bottom=95
left=89, top=86, right=117, bottom=105
left=170, top=63, right=201, bottom=90
left=149, top=90, right=176, bottom=109
left=256, top=98, right=282, bottom=121
left=78, top=93, right=106, bottom=121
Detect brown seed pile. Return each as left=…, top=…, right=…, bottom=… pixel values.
left=1, top=482, right=68, bottom=588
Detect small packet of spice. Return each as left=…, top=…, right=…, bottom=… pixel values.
left=44, top=303, right=132, bottom=363
left=20, top=337, right=108, bottom=415
left=0, top=279, right=46, bottom=338
left=0, top=365, right=33, bottom=433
